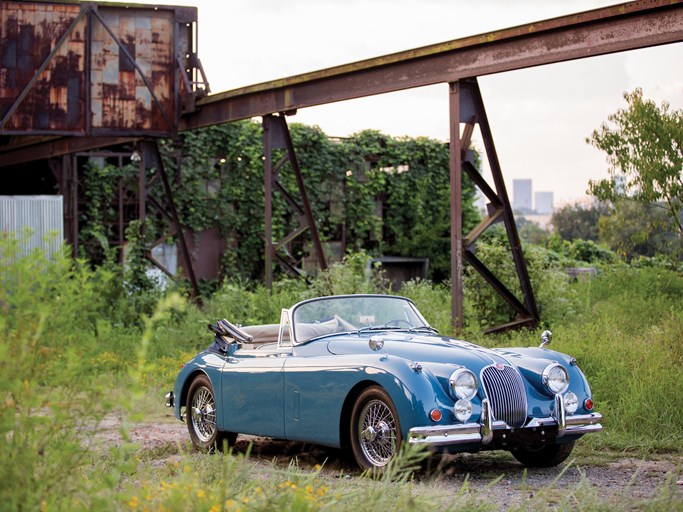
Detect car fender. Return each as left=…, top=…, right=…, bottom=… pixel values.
left=172, top=351, right=225, bottom=422
left=329, top=352, right=449, bottom=440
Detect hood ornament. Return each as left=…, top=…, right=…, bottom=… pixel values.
left=540, top=330, right=552, bottom=348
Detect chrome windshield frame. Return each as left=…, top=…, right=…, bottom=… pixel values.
left=288, top=294, right=430, bottom=345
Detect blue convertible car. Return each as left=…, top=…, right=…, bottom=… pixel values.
left=165, top=295, right=602, bottom=470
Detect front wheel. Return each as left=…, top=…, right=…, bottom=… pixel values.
left=186, top=374, right=237, bottom=451
left=350, top=386, right=402, bottom=471
left=511, top=441, right=575, bottom=467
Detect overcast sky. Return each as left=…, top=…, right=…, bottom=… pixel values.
left=118, top=0, right=682, bottom=206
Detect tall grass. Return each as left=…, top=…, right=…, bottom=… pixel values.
left=1, top=233, right=682, bottom=510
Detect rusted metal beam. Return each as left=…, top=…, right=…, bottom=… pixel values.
left=141, top=140, right=202, bottom=302
left=262, top=114, right=328, bottom=286
left=181, top=0, right=683, bottom=130
left=448, top=78, right=539, bottom=333
left=462, top=78, right=540, bottom=324
left=0, top=137, right=138, bottom=167
left=449, top=82, right=464, bottom=333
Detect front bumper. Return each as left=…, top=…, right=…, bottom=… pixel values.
left=408, top=397, right=602, bottom=447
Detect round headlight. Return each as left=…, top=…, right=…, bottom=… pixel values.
left=542, top=363, right=569, bottom=394
left=563, top=392, right=578, bottom=414
left=453, top=399, right=472, bottom=422
left=449, top=369, right=478, bottom=400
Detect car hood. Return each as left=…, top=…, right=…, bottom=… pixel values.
left=325, top=332, right=575, bottom=389
left=327, top=332, right=513, bottom=372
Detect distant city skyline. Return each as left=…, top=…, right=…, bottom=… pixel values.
left=513, top=179, right=533, bottom=213
left=535, top=192, right=555, bottom=215
left=512, top=179, right=555, bottom=214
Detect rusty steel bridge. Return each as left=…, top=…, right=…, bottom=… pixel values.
left=1, top=0, right=682, bottom=332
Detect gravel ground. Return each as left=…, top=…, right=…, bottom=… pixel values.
left=94, top=414, right=683, bottom=510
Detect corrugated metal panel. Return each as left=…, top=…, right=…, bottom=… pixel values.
left=0, top=195, right=64, bottom=259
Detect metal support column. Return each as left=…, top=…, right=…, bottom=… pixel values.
left=264, top=116, right=274, bottom=289
left=453, top=78, right=539, bottom=333
left=262, top=113, right=328, bottom=288
left=140, top=140, right=202, bottom=301
left=449, top=82, right=464, bottom=333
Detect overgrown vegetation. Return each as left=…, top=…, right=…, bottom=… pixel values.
left=1, top=230, right=682, bottom=511
left=78, top=123, right=479, bottom=282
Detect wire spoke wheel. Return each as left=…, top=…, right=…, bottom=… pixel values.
left=185, top=374, right=236, bottom=451
left=350, top=386, right=402, bottom=470
left=191, top=385, right=217, bottom=443
left=358, top=400, right=397, bottom=466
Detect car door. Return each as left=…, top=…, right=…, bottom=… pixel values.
left=283, top=342, right=358, bottom=447
left=219, top=348, right=288, bottom=438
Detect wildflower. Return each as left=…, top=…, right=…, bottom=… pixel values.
left=128, top=496, right=139, bottom=509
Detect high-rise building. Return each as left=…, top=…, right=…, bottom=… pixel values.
left=535, top=191, right=554, bottom=214
left=513, top=179, right=532, bottom=213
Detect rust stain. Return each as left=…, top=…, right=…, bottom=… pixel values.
left=1, top=1, right=184, bottom=135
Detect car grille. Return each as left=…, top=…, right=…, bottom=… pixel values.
left=481, top=365, right=528, bottom=428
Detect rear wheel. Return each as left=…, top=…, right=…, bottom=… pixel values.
left=511, top=441, right=575, bottom=467
left=186, top=374, right=237, bottom=451
left=350, top=386, right=402, bottom=471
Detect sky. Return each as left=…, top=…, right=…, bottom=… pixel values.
left=117, top=0, right=682, bottom=207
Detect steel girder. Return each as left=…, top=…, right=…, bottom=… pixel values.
left=181, top=0, right=683, bottom=130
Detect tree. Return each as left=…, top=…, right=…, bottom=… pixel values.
left=587, top=88, right=683, bottom=240
left=598, top=200, right=681, bottom=261
left=515, top=216, right=551, bottom=246
left=550, top=202, right=609, bottom=242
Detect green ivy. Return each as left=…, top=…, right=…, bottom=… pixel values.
left=79, top=120, right=482, bottom=284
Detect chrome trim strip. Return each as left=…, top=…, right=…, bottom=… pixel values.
left=566, top=423, right=603, bottom=435
left=566, top=412, right=603, bottom=426
left=408, top=411, right=602, bottom=446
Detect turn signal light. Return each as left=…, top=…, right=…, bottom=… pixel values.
left=429, top=408, right=442, bottom=422
left=584, top=398, right=594, bottom=411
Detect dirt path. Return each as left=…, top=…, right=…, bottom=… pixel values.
left=96, top=414, right=683, bottom=509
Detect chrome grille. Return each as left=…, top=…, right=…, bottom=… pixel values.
left=481, top=365, right=528, bottom=428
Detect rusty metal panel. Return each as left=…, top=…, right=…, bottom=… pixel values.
left=0, top=1, right=200, bottom=137
left=0, top=2, right=85, bottom=133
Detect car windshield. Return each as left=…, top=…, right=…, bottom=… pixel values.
left=291, top=295, right=431, bottom=343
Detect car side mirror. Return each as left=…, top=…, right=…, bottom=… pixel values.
left=369, top=335, right=384, bottom=351
left=540, top=330, right=552, bottom=348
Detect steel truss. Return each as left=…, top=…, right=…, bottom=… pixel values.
left=450, top=79, right=539, bottom=333
left=47, top=141, right=202, bottom=300
left=2, top=0, right=681, bottom=331
left=263, top=114, right=327, bottom=287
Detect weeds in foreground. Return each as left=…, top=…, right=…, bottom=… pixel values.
left=2, top=233, right=682, bottom=510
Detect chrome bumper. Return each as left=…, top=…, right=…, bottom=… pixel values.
left=165, top=391, right=174, bottom=408
left=408, top=397, right=602, bottom=447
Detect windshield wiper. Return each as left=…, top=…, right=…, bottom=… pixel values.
left=356, top=326, right=404, bottom=335
left=408, top=325, right=439, bottom=334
